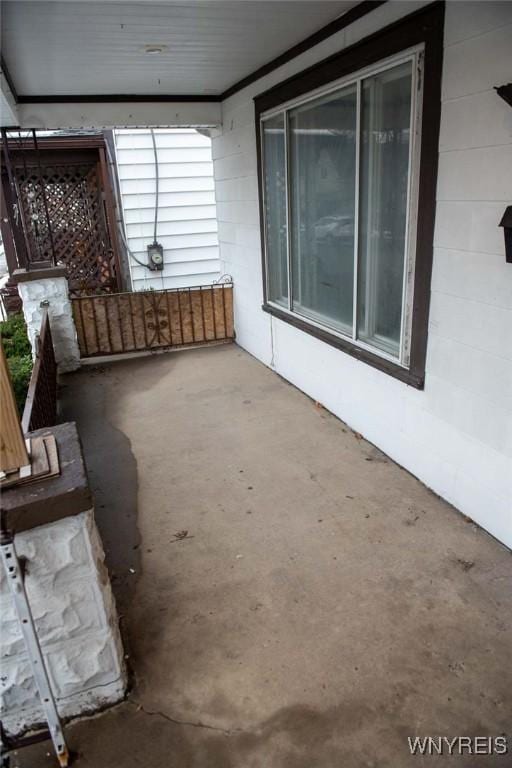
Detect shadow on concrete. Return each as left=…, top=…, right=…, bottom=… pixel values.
left=59, top=364, right=141, bottom=616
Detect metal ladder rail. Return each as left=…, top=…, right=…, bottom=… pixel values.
left=0, top=533, right=70, bottom=767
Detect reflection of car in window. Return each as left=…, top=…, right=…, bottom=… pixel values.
left=314, top=215, right=354, bottom=243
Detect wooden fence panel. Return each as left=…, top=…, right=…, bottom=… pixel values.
left=72, top=283, right=234, bottom=358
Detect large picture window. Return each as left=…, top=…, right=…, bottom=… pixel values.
left=261, top=50, right=422, bottom=367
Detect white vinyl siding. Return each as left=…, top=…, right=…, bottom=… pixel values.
left=0, top=236, right=6, bottom=277
left=114, top=129, right=220, bottom=290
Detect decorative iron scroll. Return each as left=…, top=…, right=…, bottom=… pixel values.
left=72, top=283, right=234, bottom=358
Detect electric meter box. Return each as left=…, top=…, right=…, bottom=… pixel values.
left=147, top=241, right=164, bottom=270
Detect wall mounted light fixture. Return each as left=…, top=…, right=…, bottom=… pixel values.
left=499, top=207, right=512, bottom=264
left=495, top=83, right=512, bottom=107
left=494, top=85, right=511, bottom=263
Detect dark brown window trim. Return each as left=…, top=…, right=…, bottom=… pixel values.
left=221, top=1, right=386, bottom=100
left=262, top=303, right=424, bottom=388
left=255, top=1, right=445, bottom=390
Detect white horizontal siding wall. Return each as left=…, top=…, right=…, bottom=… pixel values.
left=0, top=238, right=7, bottom=320
left=0, top=237, right=6, bottom=277
left=213, top=0, right=512, bottom=548
left=114, top=129, right=220, bottom=290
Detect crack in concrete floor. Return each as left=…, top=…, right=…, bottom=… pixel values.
left=127, top=699, right=244, bottom=736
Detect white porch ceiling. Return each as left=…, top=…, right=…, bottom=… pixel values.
left=1, top=0, right=358, bottom=98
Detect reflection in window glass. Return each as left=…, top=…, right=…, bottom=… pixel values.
left=357, top=61, right=412, bottom=357
left=289, top=86, right=356, bottom=333
left=262, top=114, right=288, bottom=307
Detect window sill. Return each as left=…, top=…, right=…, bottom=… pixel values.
left=262, top=302, right=424, bottom=389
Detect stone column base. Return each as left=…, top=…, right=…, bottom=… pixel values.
left=0, top=509, right=127, bottom=737
left=15, top=268, right=80, bottom=373
left=0, top=423, right=127, bottom=737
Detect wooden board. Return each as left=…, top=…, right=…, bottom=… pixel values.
left=0, top=434, right=60, bottom=489
left=0, top=342, right=29, bottom=472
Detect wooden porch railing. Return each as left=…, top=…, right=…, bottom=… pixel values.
left=21, top=310, right=57, bottom=434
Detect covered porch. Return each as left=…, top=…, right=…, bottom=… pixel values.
left=18, top=343, right=512, bottom=767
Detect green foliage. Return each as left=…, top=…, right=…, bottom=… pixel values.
left=7, top=354, right=33, bottom=414
left=1, top=313, right=32, bottom=357
left=1, top=314, right=33, bottom=414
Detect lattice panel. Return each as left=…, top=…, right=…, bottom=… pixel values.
left=16, top=163, right=118, bottom=296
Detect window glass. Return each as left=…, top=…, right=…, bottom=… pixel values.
left=262, top=114, right=288, bottom=307
left=261, top=55, right=419, bottom=366
left=289, top=85, right=357, bottom=333
left=357, top=61, right=412, bottom=357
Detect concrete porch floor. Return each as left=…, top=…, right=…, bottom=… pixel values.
left=18, top=343, right=512, bottom=767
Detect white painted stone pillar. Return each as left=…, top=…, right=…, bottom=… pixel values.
left=0, top=509, right=127, bottom=737
left=1, top=422, right=127, bottom=736
left=15, top=268, right=80, bottom=373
